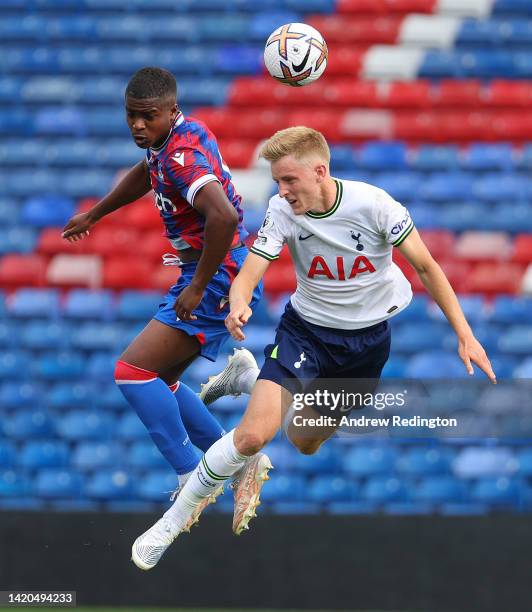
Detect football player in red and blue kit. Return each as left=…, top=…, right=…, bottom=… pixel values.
left=62, top=67, right=263, bottom=519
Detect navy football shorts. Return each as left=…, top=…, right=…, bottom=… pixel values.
left=154, top=246, right=263, bottom=362
left=258, top=301, right=391, bottom=415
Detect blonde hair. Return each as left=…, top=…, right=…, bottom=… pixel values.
left=259, top=126, right=330, bottom=165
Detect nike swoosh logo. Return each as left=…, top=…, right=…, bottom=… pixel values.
left=298, top=233, right=314, bottom=241
left=292, top=45, right=311, bottom=73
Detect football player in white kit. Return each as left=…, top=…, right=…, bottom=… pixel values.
left=131, top=127, right=496, bottom=570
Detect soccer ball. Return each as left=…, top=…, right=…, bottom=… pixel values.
left=264, top=23, right=328, bottom=87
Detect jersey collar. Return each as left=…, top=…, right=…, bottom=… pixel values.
left=149, top=112, right=185, bottom=156
left=305, top=179, right=343, bottom=219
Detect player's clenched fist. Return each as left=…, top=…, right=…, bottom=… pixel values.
left=61, top=212, right=93, bottom=242
left=225, top=303, right=252, bottom=341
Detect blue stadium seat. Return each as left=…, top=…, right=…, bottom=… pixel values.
left=0, top=227, right=37, bottom=254
left=0, top=351, right=32, bottom=380
left=35, top=107, right=86, bottom=137
left=95, top=16, right=145, bottom=41
left=19, top=441, right=70, bottom=469
left=343, top=446, right=397, bottom=476
left=292, top=444, right=342, bottom=474
left=457, top=19, right=503, bottom=45
left=470, top=477, right=521, bottom=509
left=86, top=353, right=117, bottom=383
left=260, top=474, right=307, bottom=502
left=21, top=322, right=70, bottom=351
left=405, top=351, right=467, bottom=379
left=419, top=51, right=464, bottom=78
left=97, top=139, right=142, bottom=167
left=517, top=449, right=532, bottom=476
left=0, top=441, right=16, bottom=468
left=94, top=384, right=130, bottom=416
left=498, top=326, right=532, bottom=355
left=381, top=355, right=407, bottom=377
left=473, top=175, right=528, bottom=202
left=285, top=0, right=334, bottom=10
left=33, top=351, right=85, bottom=380
left=85, top=469, right=137, bottom=501
left=178, top=78, right=230, bottom=106
left=383, top=502, right=434, bottom=515
left=8, top=289, right=60, bottom=319
left=0, top=109, right=33, bottom=136
left=85, top=109, right=127, bottom=136
left=358, top=142, right=407, bottom=170
left=0, top=139, right=43, bottom=166
left=20, top=76, right=78, bottom=104
left=0, top=78, right=23, bottom=103
left=197, top=15, right=249, bottom=41
left=438, top=203, right=492, bottom=232
left=361, top=476, right=409, bottom=504
left=413, top=476, right=467, bottom=504
left=330, top=145, right=356, bottom=172
left=271, top=502, right=322, bottom=515
left=44, top=15, right=98, bottom=41
left=35, top=469, right=84, bottom=499
left=514, top=52, right=532, bottom=78
left=392, top=322, right=448, bottom=353
left=137, top=469, right=177, bottom=503
left=514, top=357, right=532, bottom=378
left=420, top=173, right=473, bottom=202
left=216, top=46, right=262, bottom=75
left=56, top=410, right=116, bottom=441
left=128, top=441, right=168, bottom=469
left=453, top=447, right=518, bottom=478
left=78, top=77, right=126, bottom=104
left=461, top=144, right=514, bottom=171
left=493, top=0, right=532, bottom=16
left=262, top=442, right=299, bottom=470
left=116, top=412, right=150, bottom=441
left=490, top=203, right=532, bottom=233
left=250, top=13, right=300, bottom=40
left=308, top=476, right=358, bottom=503
left=45, top=140, right=97, bottom=167
left=70, top=323, right=124, bottom=351
left=0, top=381, right=42, bottom=410
left=0, top=470, right=31, bottom=498
left=45, top=382, right=97, bottom=411
left=62, top=169, right=114, bottom=197
left=327, top=501, right=378, bottom=514
left=373, top=172, right=420, bottom=203
left=56, top=47, right=103, bottom=74
left=116, top=291, right=161, bottom=320
left=1, top=410, right=55, bottom=440
left=0, top=198, right=21, bottom=226
left=490, top=297, right=532, bottom=325
left=72, top=441, right=124, bottom=471
left=64, top=289, right=115, bottom=320
left=412, top=146, right=459, bottom=171
left=396, top=448, right=453, bottom=476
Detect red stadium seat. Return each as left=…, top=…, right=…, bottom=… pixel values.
left=486, top=81, right=532, bottom=108
left=77, top=197, right=119, bottom=227
left=380, top=81, right=433, bottom=109
left=337, top=0, right=435, bottom=14
left=0, top=254, right=47, bottom=289
left=121, top=196, right=160, bottom=230
left=136, top=232, right=171, bottom=263
left=434, top=81, right=482, bottom=108
left=325, top=45, right=367, bottom=76
left=191, top=109, right=237, bottom=139
left=463, top=263, right=525, bottom=295
left=287, top=110, right=343, bottom=140
left=103, top=257, right=154, bottom=290
left=237, top=110, right=289, bottom=139
left=394, top=112, right=441, bottom=141
left=418, top=230, right=456, bottom=260
left=218, top=140, right=257, bottom=169
left=491, top=112, right=532, bottom=141
left=150, top=263, right=182, bottom=293
left=82, top=227, right=141, bottom=258
left=37, top=227, right=88, bottom=256
left=323, top=80, right=378, bottom=107
left=438, top=260, right=473, bottom=294
left=454, top=232, right=513, bottom=263
left=512, top=235, right=532, bottom=264
left=263, top=263, right=296, bottom=296
left=228, top=78, right=274, bottom=107
left=308, top=16, right=402, bottom=44
left=47, top=254, right=102, bottom=289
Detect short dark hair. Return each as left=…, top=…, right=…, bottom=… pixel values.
left=125, top=66, right=177, bottom=102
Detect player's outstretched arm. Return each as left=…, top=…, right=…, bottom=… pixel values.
left=226, top=253, right=270, bottom=341
left=398, top=229, right=496, bottom=384
left=61, top=159, right=151, bottom=242
left=173, top=181, right=239, bottom=321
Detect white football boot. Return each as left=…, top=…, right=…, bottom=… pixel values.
left=131, top=516, right=181, bottom=571
left=199, top=348, right=258, bottom=406
left=231, top=453, right=273, bottom=535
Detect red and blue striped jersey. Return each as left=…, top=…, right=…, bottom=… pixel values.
left=146, top=111, right=247, bottom=251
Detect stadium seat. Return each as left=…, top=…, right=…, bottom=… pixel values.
left=396, top=448, right=453, bottom=476
left=0, top=381, right=43, bottom=410
left=56, top=410, right=116, bottom=441
left=405, top=351, right=467, bottom=378
left=35, top=469, right=84, bottom=500
left=7, top=288, right=60, bottom=318
left=470, top=477, right=520, bottom=509
left=45, top=382, right=96, bottom=411
left=453, top=447, right=518, bottom=478
left=85, top=469, right=137, bottom=501
left=260, top=474, right=307, bottom=503
left=46, top=254, right=103, bottom=288
left=70, top=322, right=123, bottom=351
left=72, top=442, right=124, bottom=471
left=361, top=476, right=409, bottom=504
left=128, top=442, right=168, bottom=469
left=413, top=476, right=467, bottom=504
left=461, top=144, right=514, bottom=171
left=512, top=235, right=532, bottom=264
left=292, top=444, right=342, bottom=474
left=462, top=262, right=524, bottom=295
left=0, top=227, right=37, bottom=256
left=0, top=351, right=32, bottom=381
left=63, top=289, right=114, bottom=320
left=0, top=441, right=16, bottom=469
left=434, top=80, right=482, bottom=108
left=33, top=351, right=84, bottom=380
left=498, top=326, right=532, bottom=355
left=137, top=469, right=177, bottom=503
left=454, top=232, right=513, bottom=262
left=102, top=257, right=154, bottom=290
left=82, top=227, right=141, bottom=257
left=343, top=445, right=397, bottom=476
left=411, top=145, right=459, bottom=171
left=392, top=322, right=448, bottom=353
left=490, top=296, right=532, bottom=325
left=308, top=476, right=358, bottom=503
left=19, top=441, right=70, bottom=470
left=0, top=470, right=30, bottom=498
left=3, top=410, right=55, bottom=439
left=0, top=254, right=47, bottom=288
left=116, top=413, right=150, bottom=441
left=20, top=321, right=70, bottom=351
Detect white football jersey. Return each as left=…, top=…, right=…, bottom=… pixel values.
left=251, top=178, right=414, bottom=330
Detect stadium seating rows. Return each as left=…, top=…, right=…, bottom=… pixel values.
left=0, top=0, right=531, bottom=514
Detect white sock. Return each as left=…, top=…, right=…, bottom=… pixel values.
left=164, top=429, right=247, bottom=528
left=235, top=366, right=259, bottom=395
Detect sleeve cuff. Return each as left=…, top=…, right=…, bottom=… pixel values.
left=186, top=173, right=220, bottom=206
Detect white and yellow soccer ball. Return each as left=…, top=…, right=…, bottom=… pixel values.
left=263, top=23, right=328, bottom=87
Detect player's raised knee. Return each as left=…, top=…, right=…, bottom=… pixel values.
left=290, top=436, right=322, bottom=456
left=234, top=428, right=269, bottom=456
